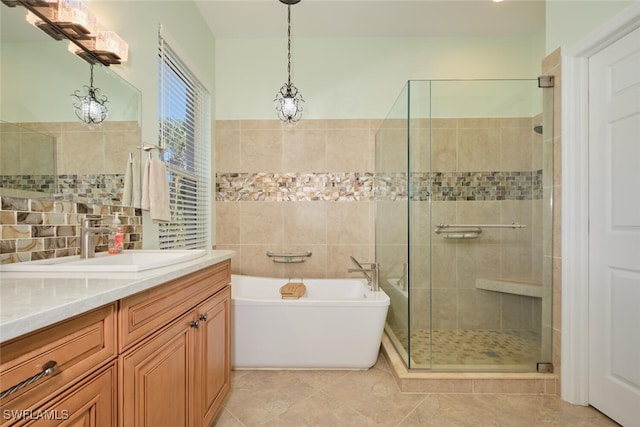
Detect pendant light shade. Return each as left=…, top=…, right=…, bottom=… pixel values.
left=274, top=0, right=304, bottom=123
left=71, top=64, right=109, bottom=126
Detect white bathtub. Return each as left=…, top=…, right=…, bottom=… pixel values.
left=231, top=274, right=390, bottom=370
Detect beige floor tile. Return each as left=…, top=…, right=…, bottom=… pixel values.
left=319, top=368, right=425, bottom=425
left=222, top=370, right=318, bottom=426
left=214, top=353, right=620, bottom=427
left=261, top=392, right=373, bottom=427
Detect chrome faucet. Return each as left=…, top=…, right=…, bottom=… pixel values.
left=348, top=256, right=379, bottom=292
left=80, top=217, right=117, bottom=259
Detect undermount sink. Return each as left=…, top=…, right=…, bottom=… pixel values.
left=0, top=250, right=207, bottom=272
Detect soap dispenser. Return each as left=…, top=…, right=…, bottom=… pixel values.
left=108, top=213, right=124, bottom=254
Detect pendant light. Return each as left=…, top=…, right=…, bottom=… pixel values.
left=274, top=0, right=304, bottom=124
left=71, top=63, right=109, bottom=126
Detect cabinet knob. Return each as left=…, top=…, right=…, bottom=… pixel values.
left=199, top=314, right=208, bottom=322
left=190, top=321, right=200, bottom=328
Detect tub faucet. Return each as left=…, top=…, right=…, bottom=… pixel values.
left=80, top=217, right=117, bottom=259
left=397, top=262, right=409, bottom=291
left=348, top=256, right=379, bottom=292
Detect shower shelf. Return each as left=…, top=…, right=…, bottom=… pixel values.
left=475, top=278, right=542, bottom=298
left=266, top=251, right=312, bottom=263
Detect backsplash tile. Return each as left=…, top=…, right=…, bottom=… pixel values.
left=0, top=195, right=143, bottom=264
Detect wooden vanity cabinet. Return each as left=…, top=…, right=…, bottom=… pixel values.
left=118, top=260, right=231, bottom=427
left=0, top=260, right=231, bottom=427
left=0, top=304, right=117, bottom=427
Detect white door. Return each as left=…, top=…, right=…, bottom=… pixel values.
left=588, top=26, right=640, bottom=427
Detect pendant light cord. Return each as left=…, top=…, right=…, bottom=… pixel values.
left=287, top=4, right=292, bottom=87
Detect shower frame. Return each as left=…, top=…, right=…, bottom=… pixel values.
left=375, top=79, right=554, bottom=372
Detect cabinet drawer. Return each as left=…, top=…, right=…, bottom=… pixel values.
left=118, top=260, right=230, bottom=351
left=12, top=361, right=117, bottom=427
left=0, top=304, right=117, bottom=424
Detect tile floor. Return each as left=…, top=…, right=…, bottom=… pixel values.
left=391, top=328, right=542, bottom=369
left=212, top=353, right=619, bottom=427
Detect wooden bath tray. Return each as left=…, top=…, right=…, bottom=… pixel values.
left=280, top=281, right=306, bottom=299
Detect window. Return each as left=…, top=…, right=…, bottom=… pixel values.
left=158, top=35, right=211, bottom=249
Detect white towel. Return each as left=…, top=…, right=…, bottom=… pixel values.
left=122, top=155, right=141, bottom=208
left=141, top=157, right=171, bottom=223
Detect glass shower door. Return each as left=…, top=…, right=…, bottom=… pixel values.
left=424, top=79, right=553, bottom=371
left=376, top=79, right=554, bottom=372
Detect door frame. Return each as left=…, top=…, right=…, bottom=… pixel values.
left=561, top=2, right=640, bottom=405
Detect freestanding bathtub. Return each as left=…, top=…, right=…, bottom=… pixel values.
left=231, top=274, right=390, bottom=369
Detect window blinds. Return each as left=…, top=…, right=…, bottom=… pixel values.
left=158, top=35, right=211, bottom=250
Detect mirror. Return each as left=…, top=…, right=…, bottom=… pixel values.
left=0, top=3, right=142, bottom=206
left=0, top=121, right=56, bottom=198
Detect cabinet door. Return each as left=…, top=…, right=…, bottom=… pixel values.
left=119, top=311, right=196, bottom=427
left=196, top=287, right=231, bottom=427
left=15, top=361, right=117, bottom=427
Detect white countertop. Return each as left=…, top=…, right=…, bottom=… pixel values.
left=0, top=250, right=235, bottom=343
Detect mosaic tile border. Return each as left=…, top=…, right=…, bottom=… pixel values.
left=0, top=175, right=56, bottom=194
left=216, top=172, right=375, bottom=202
left=1, top=174, right=126, bottom=206
left=216, top=171, right=543, bottom=202
left=430, top=170, right=543, bottom=201
left=56, top=174, right=125, bottom=205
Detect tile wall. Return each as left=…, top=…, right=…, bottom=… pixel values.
left=215, top=117, right=547, bottom=332
left=1, top=120, right=141, bottom=206
left=0, top=196, right=142, bottom=263
left=0, top=120, right=143, bottom=263
left=214, top=119, right=379, bottom=278
left=375, top=117, right=546, bottom=333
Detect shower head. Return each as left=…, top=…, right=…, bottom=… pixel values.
left=533, top=125, right=543, bottom=134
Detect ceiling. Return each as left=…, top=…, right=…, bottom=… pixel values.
left=194, top=0, right=546, bottom=38
left=1, top=0, right=545, bottom=43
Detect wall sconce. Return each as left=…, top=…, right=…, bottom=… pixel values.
left=71, top=64, right=109, bottom=126
left=2, top=0, right=128, bottom=66
left=68, top=30, right=128, bottom=65
left=25, top=0, right=96, bottom=40
left=274, top=0, right=304, bottom=124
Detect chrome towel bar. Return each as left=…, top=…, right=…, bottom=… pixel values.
left=436, top=223, right=527, bottom=230
left=435, top=223, right=526, bottom=240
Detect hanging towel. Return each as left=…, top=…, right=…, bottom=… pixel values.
left=141, top=157, right=171, bottom=223
left=122, top=154, right=141, bottom=208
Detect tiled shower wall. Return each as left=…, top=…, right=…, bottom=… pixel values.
left=429, top=117, right=545, bottom=333
left=215, top=119, right=379, bottom=278
left=375, top=117, right=546, bottom=334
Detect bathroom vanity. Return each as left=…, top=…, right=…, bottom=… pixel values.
left=0, top=250, right=234, bottom=427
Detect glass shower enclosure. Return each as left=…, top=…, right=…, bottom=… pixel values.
left=376, top=79, right=554, bottom=371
